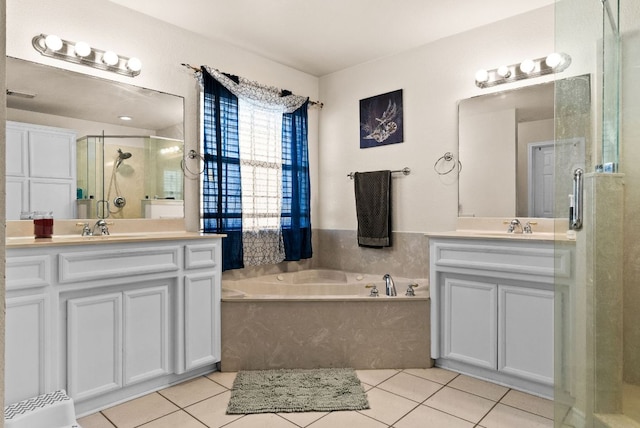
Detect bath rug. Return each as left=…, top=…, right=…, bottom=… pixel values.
left=226, top=368, right=370, bottom=414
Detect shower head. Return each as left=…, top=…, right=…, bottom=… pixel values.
left=116, top=148, right=132, bottom=168
left=117, top=148, right=132, bottom=160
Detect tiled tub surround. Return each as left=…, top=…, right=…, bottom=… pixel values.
left=313, top=230, right=429, bottom=279
left=221, top=270, right=431, bottom=371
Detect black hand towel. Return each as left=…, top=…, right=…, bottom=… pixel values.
left=354, top=170, right=392, bottom=248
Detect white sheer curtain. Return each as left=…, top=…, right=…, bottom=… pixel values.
left=238, top=99, right=285, bottom=265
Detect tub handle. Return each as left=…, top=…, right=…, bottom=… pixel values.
left=406, top=283, right=418, bottom=297
left=365, top=283, right=379, bottom=297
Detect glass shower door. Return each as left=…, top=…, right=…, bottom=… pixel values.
left=554, top=0, right=640, bottom=426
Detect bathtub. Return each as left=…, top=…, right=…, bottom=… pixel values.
left=221, top=269, right=432, bottom=371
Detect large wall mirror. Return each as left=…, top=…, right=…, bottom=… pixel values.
left=6, top=57, right=185, bottom=220
left=458, top=75, right=590, bottom=219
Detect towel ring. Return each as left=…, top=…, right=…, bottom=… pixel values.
left=181, top=149, right=205, bottom=177
left=434, top=152, right=462, bottom=175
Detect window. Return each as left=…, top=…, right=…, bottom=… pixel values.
left=200, top=67, right=312, bottom=271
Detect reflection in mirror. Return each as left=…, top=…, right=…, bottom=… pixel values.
left=5, top=56, right=185, bottom=220
left=76, top=135, right=184, bottom=219
left=458, top=77, right=589, bottom=219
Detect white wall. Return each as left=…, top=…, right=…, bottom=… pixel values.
left=460, top=108, right=516, bottom=217
left=6, top=0, right=320, bottom=231
left=318, top=6, right=559, bottom=233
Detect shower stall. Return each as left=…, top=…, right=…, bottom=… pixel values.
left=554, top=0, right=640, bottom=426
left=76, top=135, right=184, bottom=219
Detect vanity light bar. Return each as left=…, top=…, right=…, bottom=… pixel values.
left=32, top=34, right=142, bottom=77
left=475, top=53, right=571, bottom=88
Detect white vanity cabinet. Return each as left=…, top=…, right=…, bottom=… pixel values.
left=6, top=121, right=77, bottom=219
left=441, top=276, right=498, bottom=370
left=5, top=255, right=53, bottom=405
left=5, top=234, right=222, bottom=415
left=429, top=236, right=572, bottom=398
left=67, top=285, right=171, bottom=401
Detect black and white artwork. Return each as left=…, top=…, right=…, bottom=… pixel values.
left=359, top=89, right=404, bottom=148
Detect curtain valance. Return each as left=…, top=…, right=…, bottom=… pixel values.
left=199, top=65, right=308, bottom=113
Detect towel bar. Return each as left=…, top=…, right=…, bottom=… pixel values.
left=347, top=167, right=410, bottom=180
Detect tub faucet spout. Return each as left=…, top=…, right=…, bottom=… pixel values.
left=507, top=219, right=523, bottom=234
left=383, top=274, right=397, bottom=296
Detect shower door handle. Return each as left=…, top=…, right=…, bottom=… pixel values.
left=96, top=199, right=110, bottom=219
left=571, top=168, right=583, bottom=230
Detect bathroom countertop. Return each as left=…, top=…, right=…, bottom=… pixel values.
left=426, top=217, right=576, bottom=242
left=426, top=230, right=574, bottom=242
left=6, top=231, right=225, bottom=248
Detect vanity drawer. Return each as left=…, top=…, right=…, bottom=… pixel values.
left=6, top=255, right=50, bottom=290
left=431, top=239, right=571, bottom=281
left=185, top=243, right=219, bottom=270
left=58, top=246, right=180, bottom=284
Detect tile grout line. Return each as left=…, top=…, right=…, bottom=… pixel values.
left=417, top=375, right=503, bottom=426
left=475, top=397, right=503, bottom=427
left=98, top=411, right=118, bottom=428
left=373, top=383, right=446, bottom=406
left=355, top=405, right=411, bottom=428
left=133, top=408, right=185, bottom=427
left=356, top=369, right=403, bottom=388
left=205, top=372, right=237, bottom=390
left=497, top=401, right=555, bottom=422
left=400, top=368, right=461, bottom=386
left=383, top=401, right=426, bottom=427
left=130, top=393, right=181, bottom=427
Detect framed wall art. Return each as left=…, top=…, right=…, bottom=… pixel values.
left=359, top=89, right=404, bottom=149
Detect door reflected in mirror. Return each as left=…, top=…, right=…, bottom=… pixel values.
left=5, top=56, right=185, bottom=220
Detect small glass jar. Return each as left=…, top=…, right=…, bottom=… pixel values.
left=33, top=211, right=54, bottom=238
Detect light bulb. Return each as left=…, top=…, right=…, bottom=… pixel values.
left=519, top=59, right=535, bottom=74
left=44, top=34, right=63, bottom=51
left=126, top=57, right=142, bottom=72
left=74, top=41, right=91, bottom=58
left=475, top=69, right=489, bottom=83
left=545, top=52, right=563, bottom=68
left=497, top=65, right=511, bottom=78
left=102, top=51, right=119, bottom=66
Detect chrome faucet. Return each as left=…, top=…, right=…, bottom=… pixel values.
left=507, top=219, right=523, bottom=234
left=406, top=283, right=418, bottom=296
left=383, top=274, right=397, bottom=296
left=77, top=222, right=92, bottom=236
left=92, top=219, right=111, bottom=236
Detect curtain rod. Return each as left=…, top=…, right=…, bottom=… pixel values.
left=181, top=63, right=324, bottom=108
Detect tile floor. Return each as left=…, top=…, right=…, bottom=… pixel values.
left=78, top=368, right=554, bottom=428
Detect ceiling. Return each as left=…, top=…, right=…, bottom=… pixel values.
left=109, top=0, right=555, bottom=76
